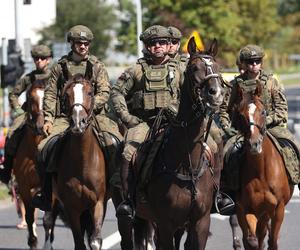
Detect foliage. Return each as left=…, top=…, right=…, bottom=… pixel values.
left=37, top=0, right=116, bottom=58
left=117, top=0, right=281, bottom=67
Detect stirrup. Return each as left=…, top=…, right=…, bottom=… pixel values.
left=214, top=191, right=235, bottom=216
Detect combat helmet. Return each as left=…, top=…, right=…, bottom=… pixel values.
left=67, top=25, right=94, bottom=43
left=240, top=44, right=265, bottom=61
left=31, top=44, right=52, bottom=58
left=168, top=26, right=182, bottom=40
left=139, top=25, right=170, bottom=43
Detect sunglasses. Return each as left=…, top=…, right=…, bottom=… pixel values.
left=245, top=59, right=262, bottom=65
left=147, top=39, right=168, bottom=47
left=33, top=56, right=47, bottom=61
left=171, top=39, right=179, bottom=45
left=75, top=41, right=90, bottom=46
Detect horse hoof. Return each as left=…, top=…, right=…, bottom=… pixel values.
left=247, top=235, right=258, bottom=249
left=91, top=240, right=101, bottom=250
left=233, top=238, right=242, bottom=250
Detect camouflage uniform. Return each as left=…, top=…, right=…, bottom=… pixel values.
left=32, top=25, right=122, bottom=211
left=219, top=44, right=300, bottom=189
left=0, top=45, right=52, bottom=185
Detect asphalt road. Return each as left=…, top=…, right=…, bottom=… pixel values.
left=1, top=83, right=300, bottom=250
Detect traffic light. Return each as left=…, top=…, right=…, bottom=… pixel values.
left=1, top=50, right=25, bottom=88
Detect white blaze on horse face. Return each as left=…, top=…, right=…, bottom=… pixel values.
left=73, top=84, right=84, bottom=125
left=36, top=89, right=44, bottom=111
left=248, top=103, right=257, bottom=134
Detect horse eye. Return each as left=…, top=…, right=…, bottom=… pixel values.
left=88, top=92, right=93, bottom=96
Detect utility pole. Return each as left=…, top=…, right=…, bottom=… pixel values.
left=14, top=0, right=22, bottom=52
left=135, top=0, right=143, bottom=58
left=1, top=38, right=10, bottom=127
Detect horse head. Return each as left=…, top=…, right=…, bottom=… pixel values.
left=186, top=37, right=224, bottom=111
left=235, top=81, right=266, bottom=154
left=26, top=79, right=46, bottom=135
left=62, top=73, right=94, bottom=134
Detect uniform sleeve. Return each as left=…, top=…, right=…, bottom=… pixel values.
left=8, top=76, right=29, bottom=110
left=93, top=62, right=111, bottom=114
left=269, top=77, right=288, bottom=126
left=110, top=67, right=135, bottom=121
left=218, top=80, right=235, bottom=130
left=43, top=64, right=61, bottom=124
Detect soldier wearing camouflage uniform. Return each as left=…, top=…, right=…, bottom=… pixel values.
left=219, top=44, right=300, bottom=190
left=32, top=25, right=123, bottom=211
left=111, top=25, right=184, bottom=217
left=0, top=45, right=52, bottom=184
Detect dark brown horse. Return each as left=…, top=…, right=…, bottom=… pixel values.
left=52, top=74, right=107, bottom=250
left=134, top=37, right=225, bottom=250
left=13, top=79, right=46, bottom=249
left=233, top=82, right=293, bottom=250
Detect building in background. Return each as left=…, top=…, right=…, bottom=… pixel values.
left=0, top=0, right=56, bottom=62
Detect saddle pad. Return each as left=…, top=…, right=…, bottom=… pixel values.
left=267, top=132, right=300, bottom=185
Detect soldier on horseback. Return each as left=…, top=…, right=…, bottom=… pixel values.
left=219, top=44, right=300, bottom=193
left=111, top=25, right=184, bottom=219
left=32, top=25, right=123, bottom=211
left=0, top=45, right=52, bottom=185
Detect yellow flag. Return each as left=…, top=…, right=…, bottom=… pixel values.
left=182, top=30, right=204, bottom=53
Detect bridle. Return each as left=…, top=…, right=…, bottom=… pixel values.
left=64, top=80, right=95, bottom=126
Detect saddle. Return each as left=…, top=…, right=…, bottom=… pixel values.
left=267, top=132, right=300, bottom=185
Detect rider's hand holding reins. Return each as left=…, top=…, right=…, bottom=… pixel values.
left=43, top=121, right=53, bottom=136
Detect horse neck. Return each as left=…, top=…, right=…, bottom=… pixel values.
left=66, top=124, right=98, bottom=154
left=166, top=86, right=206, bottom=167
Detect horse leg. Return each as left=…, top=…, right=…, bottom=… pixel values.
left=24, top=203, right=38, bottom=250
left=256, top=215, right=269, bottom=250
left=174, top=228, right=185, bottom=250
left=67, top=210, right=87, bottom=250
left=229, top=215, right=242, bottom=250
left=43, top=206, right=59, bottom=250
left=236, top=206, right=258, bottom=250
left=133, top=216, right=155, bottom=250
left=268, top=202, right=285, bottom=250
left=89, top=200, right=105, bottom=250
left=187, top=214, right=210, bottom=250
left=112, top=186, right=133, bottom=249
left=155, top=223, right=174, bottom=250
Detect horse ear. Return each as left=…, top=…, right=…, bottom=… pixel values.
left=187, top=37, right=197, bottom=55
left=255, top=80, right=262, bottom=97
left=207, top=38, right=218, bottom=57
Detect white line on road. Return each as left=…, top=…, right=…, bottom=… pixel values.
left=102, top=231, right=121, bottom=249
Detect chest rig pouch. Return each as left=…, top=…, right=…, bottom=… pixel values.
left=58, top=58, right=94, bottom=113
left=136, top=59, right=177, bottom=110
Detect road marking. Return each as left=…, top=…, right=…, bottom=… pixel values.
left=102, top=231, right=121, bottom=249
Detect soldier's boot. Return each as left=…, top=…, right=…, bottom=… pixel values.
left=32, top=172, right=52, bottom=212
left=116, top=158, right=134, bottom=219
left=32, top=154, right=52, bottom=211
left=0, top=153, right=14, bottom=185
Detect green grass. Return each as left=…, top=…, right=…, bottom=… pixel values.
left=281, top=77, right=300, bottom=86
left=0, top=184, right=9, bottom=200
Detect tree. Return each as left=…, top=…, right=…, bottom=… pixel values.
left=37, top=0, right=116, bottom=58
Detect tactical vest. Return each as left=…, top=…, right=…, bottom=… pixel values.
left=57, top=56, right=95, bottom=114
left=235, top=71, right=272, bottom=113
left=130, top=58, right=179, bottom=112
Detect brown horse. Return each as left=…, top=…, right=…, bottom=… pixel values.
left=134, top=37, right=225, bottom=250
left=13, top=79, right=46, bottom=249
left=52, top=74, right=107, bottom=250
left=233, top=82, right=293, bottom=250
